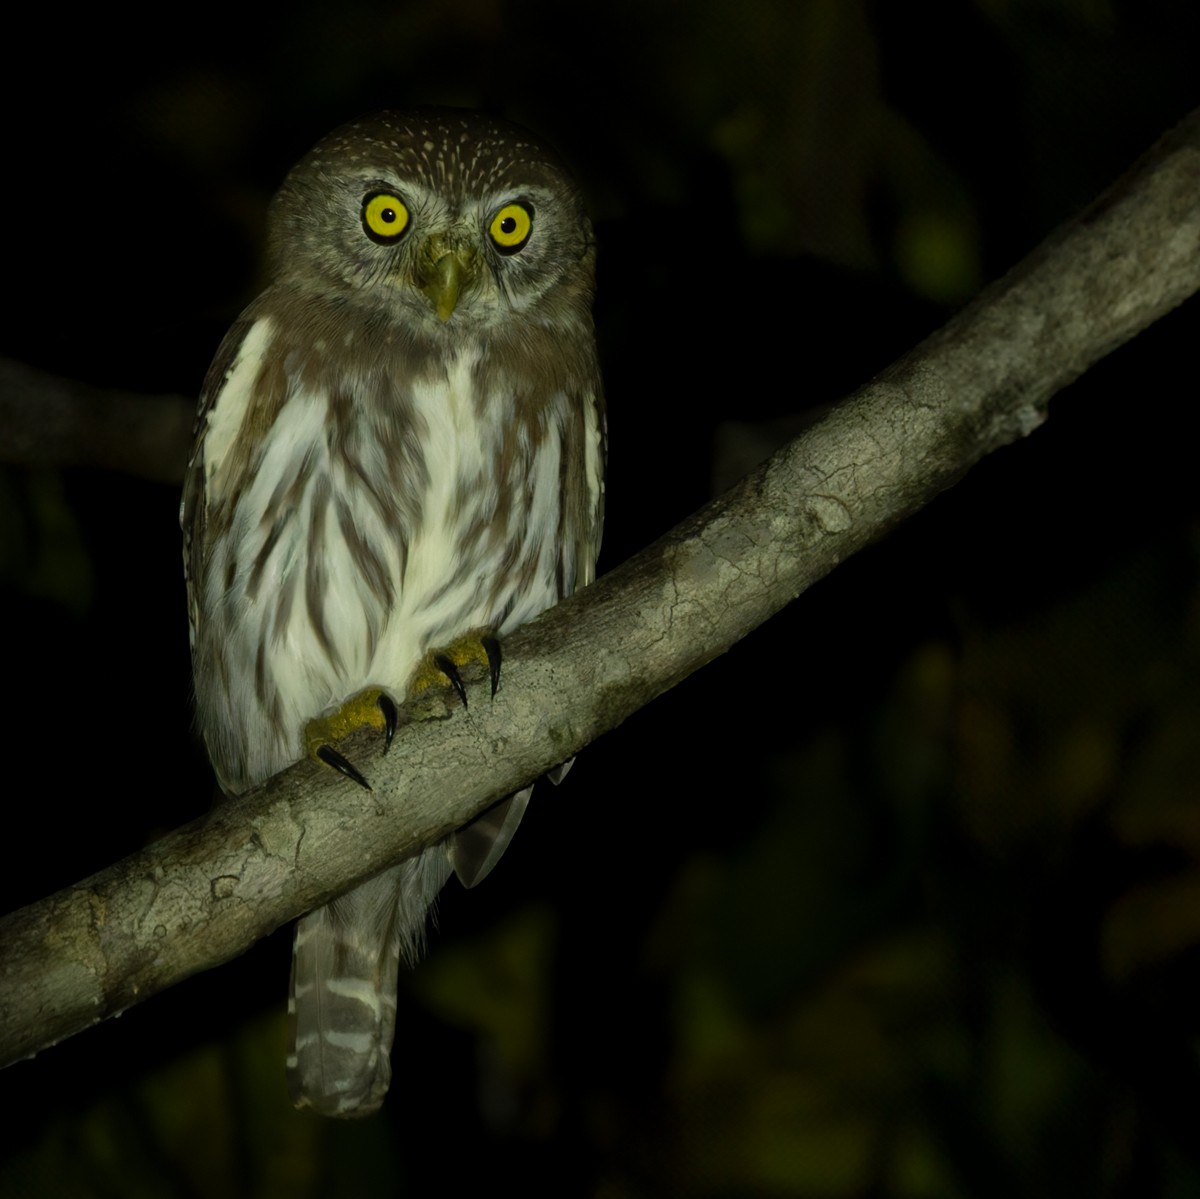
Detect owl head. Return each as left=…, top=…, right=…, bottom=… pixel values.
left=266, top=109, right=595, bottom=333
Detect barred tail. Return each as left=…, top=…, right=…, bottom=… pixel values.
left=286, top=851, right=452, bottom=1117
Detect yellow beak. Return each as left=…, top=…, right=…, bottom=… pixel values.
left=419, top=240, right=480, bottom=321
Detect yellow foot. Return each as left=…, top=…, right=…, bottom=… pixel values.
left=304, top=687, right=398, bottom=790
left=408, top=630, right=502, bottom=709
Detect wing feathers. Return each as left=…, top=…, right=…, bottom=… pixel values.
left=450, top=785, right=534, bottom=889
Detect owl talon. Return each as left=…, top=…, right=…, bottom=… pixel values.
left=482, top=635, right=502, bottom=698
left=378, top=694, right=398, bottom=752
left=316, top=745, right=372, bottom=790
left=435, top=654, right=469, bottom=709
left=305, top=687, right=392, bottom=781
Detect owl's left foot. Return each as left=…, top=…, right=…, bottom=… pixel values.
left=410, top=630, right=502, bottom=709
left=304, top=633, right=498, bottom=789
left=305, top=688, right=398, bottom=790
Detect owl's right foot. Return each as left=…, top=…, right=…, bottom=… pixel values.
left=305, top=688, right=398, bottom=791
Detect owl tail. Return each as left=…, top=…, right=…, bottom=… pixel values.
left=287, top=850, right=452, bottom=1117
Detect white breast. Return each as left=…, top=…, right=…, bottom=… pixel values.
left=200, top=333, right=570, bottom=788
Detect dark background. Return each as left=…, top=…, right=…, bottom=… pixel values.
left=3, top=2, right=1200, bottom=1195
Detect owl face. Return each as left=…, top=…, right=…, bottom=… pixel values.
left=267, top=110, right=595, bottom=333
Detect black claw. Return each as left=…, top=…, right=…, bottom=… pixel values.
left=435, top=653, right=468, bottom=708
left=317, top=745, right=372, bottom=790
left=482, top=636, right=502, bottom=698
left=378, top=694, right=398, bottom=753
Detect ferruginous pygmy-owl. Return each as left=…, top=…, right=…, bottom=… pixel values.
left=181, top=110, right=605, bottom=1117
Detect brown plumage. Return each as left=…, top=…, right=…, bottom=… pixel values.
left=181, top=110, right=605, bottom=1116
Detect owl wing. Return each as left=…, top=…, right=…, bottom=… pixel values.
left=180, top=316, right=257, bottom=651
left=579, top=390, right=607, bottom=590
left=450, top=785, right=535, bottom=888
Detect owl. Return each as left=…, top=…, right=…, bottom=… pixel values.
left=181, top=110, right=605, bottom=1117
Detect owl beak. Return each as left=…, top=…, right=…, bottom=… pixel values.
left=418, top=239, right=480, bottom=321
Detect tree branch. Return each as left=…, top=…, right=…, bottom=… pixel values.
left=0, top=358, right=194, bottom=483
left=3, top=108, right=1199, bottom=1071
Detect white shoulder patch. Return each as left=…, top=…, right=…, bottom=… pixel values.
left=584, top=395, right=604, bottom=503
left=204, top=316, right=275, bottom=492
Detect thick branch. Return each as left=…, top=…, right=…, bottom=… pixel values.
left=3, top=109, right=1199, bottom=1070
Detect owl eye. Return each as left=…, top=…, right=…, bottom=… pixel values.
left=362, top=192, right=411, bottom=244
left=488, top=202, right=534, bottom=254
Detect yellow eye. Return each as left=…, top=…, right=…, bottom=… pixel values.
left=362, top=192, right=410, bottom=243
left=489, top=202, right=533, bottom=254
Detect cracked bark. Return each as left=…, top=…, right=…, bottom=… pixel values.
left=2, top=108, right=1199, bottom=1071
